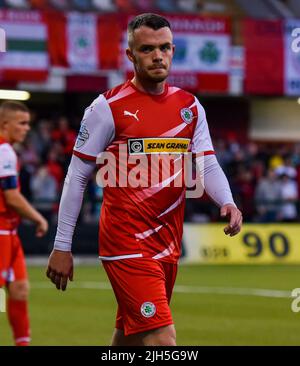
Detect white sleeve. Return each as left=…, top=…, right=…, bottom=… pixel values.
left=53, top=155, right=95, bottom=252
left=73, top=94, right=115, bottom=161
left=197, top=154, right=236, bottom=207
left=0, top=143, right=17, bottom=178
left=191, top=97, right=214, bottom=155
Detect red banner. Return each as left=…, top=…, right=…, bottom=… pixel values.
left=243, top=19, right=284, bottom=95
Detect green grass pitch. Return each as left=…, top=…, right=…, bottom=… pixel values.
left=1, top=264, right=300, bottom=345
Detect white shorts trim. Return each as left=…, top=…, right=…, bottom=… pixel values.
left=99, top=254, right=143, bottom=261
left=0, top=229, right=17, bottom=235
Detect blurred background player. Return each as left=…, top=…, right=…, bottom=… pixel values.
left=0, top=101, right=48, bottom=346
left=46, top=13, right=242, bottom=346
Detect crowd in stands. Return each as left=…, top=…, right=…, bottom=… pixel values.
left=17, top=113, right=300, bottom=224
left=0, top=0, right=206, bottom=14
left=185, top=138, right=300, bottom=223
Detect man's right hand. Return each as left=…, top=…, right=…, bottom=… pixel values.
left=46, top=250, right=74, bottom=291
left=35, top=216, right=49, bottom=237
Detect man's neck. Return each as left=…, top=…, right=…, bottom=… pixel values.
left=0, top=132, right=11, bottom=144
left=131, top=77, right=166, bottom=95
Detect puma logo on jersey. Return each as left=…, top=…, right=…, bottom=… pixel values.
left=124, top=110, right=140, bottom=121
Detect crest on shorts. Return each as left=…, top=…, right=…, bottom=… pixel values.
left=180, top=108, right=193, bottom=124
left=141, top=302, right=156, bottom=318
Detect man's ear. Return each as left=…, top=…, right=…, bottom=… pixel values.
left=0, top=120, right=9, bottom=130
left=126, top=48, right=135, bottom=64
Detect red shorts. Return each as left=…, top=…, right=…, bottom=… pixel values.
left=0, top=232, right=27, bottom=287
left=102, top=257, right=178, bottom=336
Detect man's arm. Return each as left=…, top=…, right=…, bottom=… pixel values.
left=47, top=94, right=115, bottom=291
left=0, top=143, right=48, bottom=236
left=46, top=154, right=95, bottom=291
left=4, top=189, right=48, bottom=237
left=198, top=154, right=243, bottom=236
left=191, top=97, right=242, bottom=236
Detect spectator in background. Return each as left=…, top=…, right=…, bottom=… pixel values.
left=155, top=0, right=176, bottom=12
left=46, top=149, right=64, bottom=191
left=114, top=0, right=135, bottom=12
left=278, top=174, right=298, bottom=222
left=234, top=168, right=255, bottom=222
left=31, top=166, right=58, bottom=224
left=269, top=151, right=284, bottom=171
left=214, top=139, right=233, bottom=171
left=48, top=0, right=69, bottom=10
left=255, top=169, right=282, bottom=223
left=18, top=140, right=40, bottom=175
left=29, top=119, right=52, bottom=162
left=92, top=0, right=116, bottom=12
left=51, top=117, right=76, bottom=166
left=177, top=0, right=197, bottom=12
left=29, top=0, right=48, bottom=8
left=275, top=155, right=297, bottom=179
left=135, top=0, right=155, bottom=12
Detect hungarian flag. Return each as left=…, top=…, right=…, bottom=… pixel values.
left=0, top=10, right=49, bottom=82
left=244, top=18, right=300, bottom=96
left=46, top=12, right=122, bottom=71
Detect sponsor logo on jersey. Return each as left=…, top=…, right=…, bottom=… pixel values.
left=141, top=302, right=156, bottom=318
left=128, top=138, right=190, bottom=155
left=75, top=124, right=90, bottom=148
left=124, top=109, right=140, bottom=122
left=180, top=108, right=194, bottom=124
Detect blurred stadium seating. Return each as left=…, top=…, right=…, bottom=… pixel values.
left=0, top=0, right=298, bottom=17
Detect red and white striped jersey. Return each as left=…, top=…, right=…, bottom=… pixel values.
left=73, top=80, right=214, bottom=263
left=0, top=137, right=20, bottom=230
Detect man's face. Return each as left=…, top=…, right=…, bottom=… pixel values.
left=126, top=26, right=175, bottom=83
left=3, top=110, right=31, bottom=143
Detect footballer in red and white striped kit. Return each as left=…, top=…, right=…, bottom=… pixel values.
left=0, top=101, right=48, bottom=346
left=47, top=13, right=243, bottom=346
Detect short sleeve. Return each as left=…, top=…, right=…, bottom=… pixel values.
left=73, top=94, right=115, bottom=161
left=191, top=97, right=215, bottom=156
left=0, top=143, right=18, bottom=178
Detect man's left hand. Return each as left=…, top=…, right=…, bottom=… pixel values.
left=220, top=204, right=243, bottom=237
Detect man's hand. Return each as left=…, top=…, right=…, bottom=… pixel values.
left=221, top=204, right=243, bottom=237
left=35, top=216, right=48, bottom=237
left=46, top=250, right=73, bottom=291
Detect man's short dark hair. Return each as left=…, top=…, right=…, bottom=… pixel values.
left=127, top=13, right=171, bottom=48
left=0, top=100, right=29, bottom=114
left=0, top=100, right=29, bottom=124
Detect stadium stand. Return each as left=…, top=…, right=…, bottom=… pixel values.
left=0, top=0, right=247, bottom=14
left=235, top=0, right=279, bottom=18
left=92, top=0, right=116, bottom=12
left=4, top=0, right=30, bottom=8
left=287, top=0, right=300, bottom=17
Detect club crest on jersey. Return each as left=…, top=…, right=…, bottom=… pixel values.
left=180, top=108, right=193, bottom=124
left=141, top=302, right=156, bottom=318
left=75, top=124, right=90, bottom=149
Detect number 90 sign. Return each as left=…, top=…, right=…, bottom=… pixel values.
left=242, top=232, right=290, bottom=258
